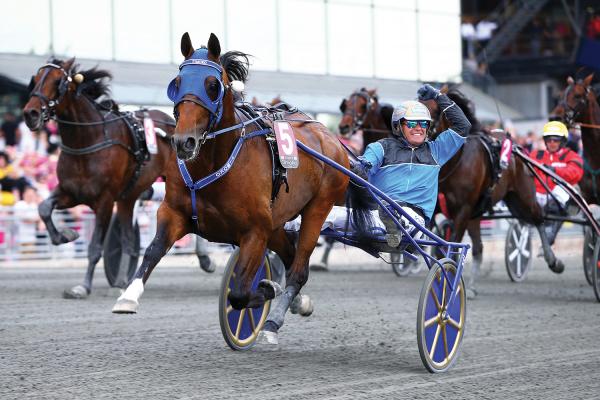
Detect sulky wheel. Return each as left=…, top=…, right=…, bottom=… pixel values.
left=504, top=220, right=532, bottom=283
left=219, top=248, right=272, bottom=351
left=391, top=251, right=411, bottom=277
left=592, top=236, right=600, bottom=303
left=103, top=214, right=140, bottom=288
left=417, top=258, right=466, bottom=373
left=583, top=227, right=595, bottom=286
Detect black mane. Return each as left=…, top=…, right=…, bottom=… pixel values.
left=48, top=58, right=113, bottom=102
left=446, top=87, right=481, bottom=133
left=220, top=51, right=250, bottom=83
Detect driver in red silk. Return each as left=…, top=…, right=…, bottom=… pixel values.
left=533, top=121, right=583, bottom=244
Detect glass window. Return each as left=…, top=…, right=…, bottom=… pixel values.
left=226, top=0, right=277, bottom=71
left=113, top=0, right=171, bottom=63
left=279, top=0, right=326, bottom=74
left=418, top=12, right=461, bottom=82
left=171, top=0, right=225, bottom=63
left=327, top=2, right=372, bottom=76
left=373, top=8, right=418, bottom=79
left=417, top=0, right=459, bottom=15
left=52, top=0, right=112, bottom=59
left=0, top=1, right=50, bottom=55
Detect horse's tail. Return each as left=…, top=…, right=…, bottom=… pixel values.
left=345, top=181, right=376, bottom=240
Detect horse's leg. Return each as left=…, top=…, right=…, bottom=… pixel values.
left=466, top=219, right=484, bottom=297
left=260, top=201, right=333, bottom=343
left=536, top=223, right=565, bottom=273
left=38, top=189, right=79, bottom=245
left=113, top=198, right=137, bottom=289
left=195, top=235, right=214, bottom=273
left=447, top=209, right=473, bottom=296
left=311, top=236, right=335, bottom=271
left=63, top=196, right=113, bottom=299
left=112, top=204, right=188, bottom=313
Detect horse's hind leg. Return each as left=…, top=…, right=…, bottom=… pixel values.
left=536, top=223, right=565, bottom=274
left=63, top=196, right=113, bottom=299
left=113, top=198, right=138, bottom=289
left=38, top=189, right=78, bottom=245
left=466, top=219, right=483, bottom=298
left=112, top=203, right=188, bottom=313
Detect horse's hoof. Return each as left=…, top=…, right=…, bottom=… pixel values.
left=112, top=299, right=139, bottom=314
left=466, top=288, right=477, bottom=300
left=258, top=279, right=283, bottom=299
left=257, top=330, right=279, bottom=346
left=54, top=228, right=79, bottom=245
left=310, top=262, right=329, bottom=271
left=62, top=285, right=89, bottom=299
left=290, top=294, right=314, bottom=317
left=549, top=259, right=565, bottom=274
left=198, top=255, right=215, bottom=273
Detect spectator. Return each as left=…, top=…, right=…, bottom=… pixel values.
left=475, top=19, right=498, bottom=51
left=13, top=185, right=42, bottom=253
left=586, top=9, right=600, bottom=39
left=461, top=18, right=476, bottom=59
left=0, top=151, right=26, bottom=205
left=0, top=112, right=20, bottom=150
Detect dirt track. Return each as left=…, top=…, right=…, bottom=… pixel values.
left=1, top=245, right=600, bottom=399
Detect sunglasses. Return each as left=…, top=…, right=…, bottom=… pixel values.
left=403, top=120, right=430, bottom=129
left=544, top=137, right=563, bottom=143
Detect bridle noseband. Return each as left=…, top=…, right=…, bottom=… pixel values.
left=29, top=63, right=73, bottom=123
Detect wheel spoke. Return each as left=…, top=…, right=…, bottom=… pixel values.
left=234, top=309, right=246, bottom=339
left=442, top=324, right=449, bottom=361
left=448, top=316, right=461, bottom=330
left=521, top=226, right=529, bottom=245
left=424, top=315, right=439, bottom=328
left=516, top=253, right=522, bottom=276
left=226, top=305, right=233, bottom=315
left=248, top=308, right=257, bottom=332
left=521, top=248, right=530, bottom=258
left=429, top=324, right=441, bottom=359
left=430, top=287, right=442, bottom=311
left=441, top=273, right=447, bottom=308
left=511, top=228, right=520, bottom=246
left=509, top=248, right=519, bottom=262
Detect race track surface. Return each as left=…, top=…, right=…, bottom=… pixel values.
left=1, top=246, right=599, bottom=399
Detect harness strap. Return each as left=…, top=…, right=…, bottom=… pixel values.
left=177, top=128, right=271, bottom=231
left=59, top=139, right=128, bottom=155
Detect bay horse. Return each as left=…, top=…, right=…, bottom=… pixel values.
left=112, top=33, right=370, bottom=345
left=422, top=87, right=565, bottom=294
left=22, top=58, right=175, bottom=299
left=550, top=73, right=600, bottom=204
left=338, top=88, right=394, bottom=153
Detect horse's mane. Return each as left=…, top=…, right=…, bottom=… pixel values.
left=220, top=51, right=250, bottom=83
left=445, top=87, right=481, bottom=133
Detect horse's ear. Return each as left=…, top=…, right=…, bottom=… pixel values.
left=207, top=33, right=221, bottom=61
left=584, top=73, right=594, bottom=87
left=440, top=84, right=449, bottom=94
left=567, top=76, right=575, bottom=85
left=181, top=32, right=194, bottom=59
left=63, top=57, right=75, bottom=72
left=339, top=99, right=347, bottom=113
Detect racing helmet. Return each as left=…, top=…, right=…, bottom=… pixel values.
left=542, top=121, right=568, bottom=141
left=391, top=100, right=432, bottom=135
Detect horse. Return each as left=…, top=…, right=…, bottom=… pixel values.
left=422, top=87, right=565, bottom=294
left=338, top=88, right=394, bottom=153
left=550, top=73, right=600, bottom=205
left=112, top=33, right=370, bottom=345
left=22, top=58, right=176, bottom=299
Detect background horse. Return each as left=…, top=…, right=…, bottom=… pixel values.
left=338, top=88, right=393, bottom=153
left=113, top=33, right=370, bottom=345
left=22, top=58, right=175, bottom=299
left=550, top=73, right=600, bottom=205
left=422, top=87, right=565, bottom=295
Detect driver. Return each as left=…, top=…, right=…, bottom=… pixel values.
left=351, top=84, right=471, bottom=247
left=533, top=120, right=583, bottom=244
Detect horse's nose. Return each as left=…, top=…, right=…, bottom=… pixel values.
left=23, top=108, right=41, bottom=130
left=183, top=137, right=196, bottom=152
left=339, top=124, right=350, bottom=135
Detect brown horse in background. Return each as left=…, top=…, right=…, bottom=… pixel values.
left=338, top=88, right=394, bottom=153
left=22, top=58, right=175, bottom=299
left=550, top=73, right=600, bottom=205
left=112, top=33, right=369, bottom=345
left=423, top=87, right=565, bottom=295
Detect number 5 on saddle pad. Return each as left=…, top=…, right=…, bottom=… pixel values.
left=273, top=121, right=299, bottom=169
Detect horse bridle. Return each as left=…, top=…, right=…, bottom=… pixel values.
left=29, top=63, right=73, bottom=123
left=559, top=81, right=592, bottom=127
left=341, top=90, right=389, bottom=136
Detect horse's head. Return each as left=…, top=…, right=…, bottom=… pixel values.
left=169, top=32, right=249, bottom=160
left=23, top=58, right=82, bottom=131
left=338, top=88, right=377, bottom=136
left=550, top=74, right=595, bottom=126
